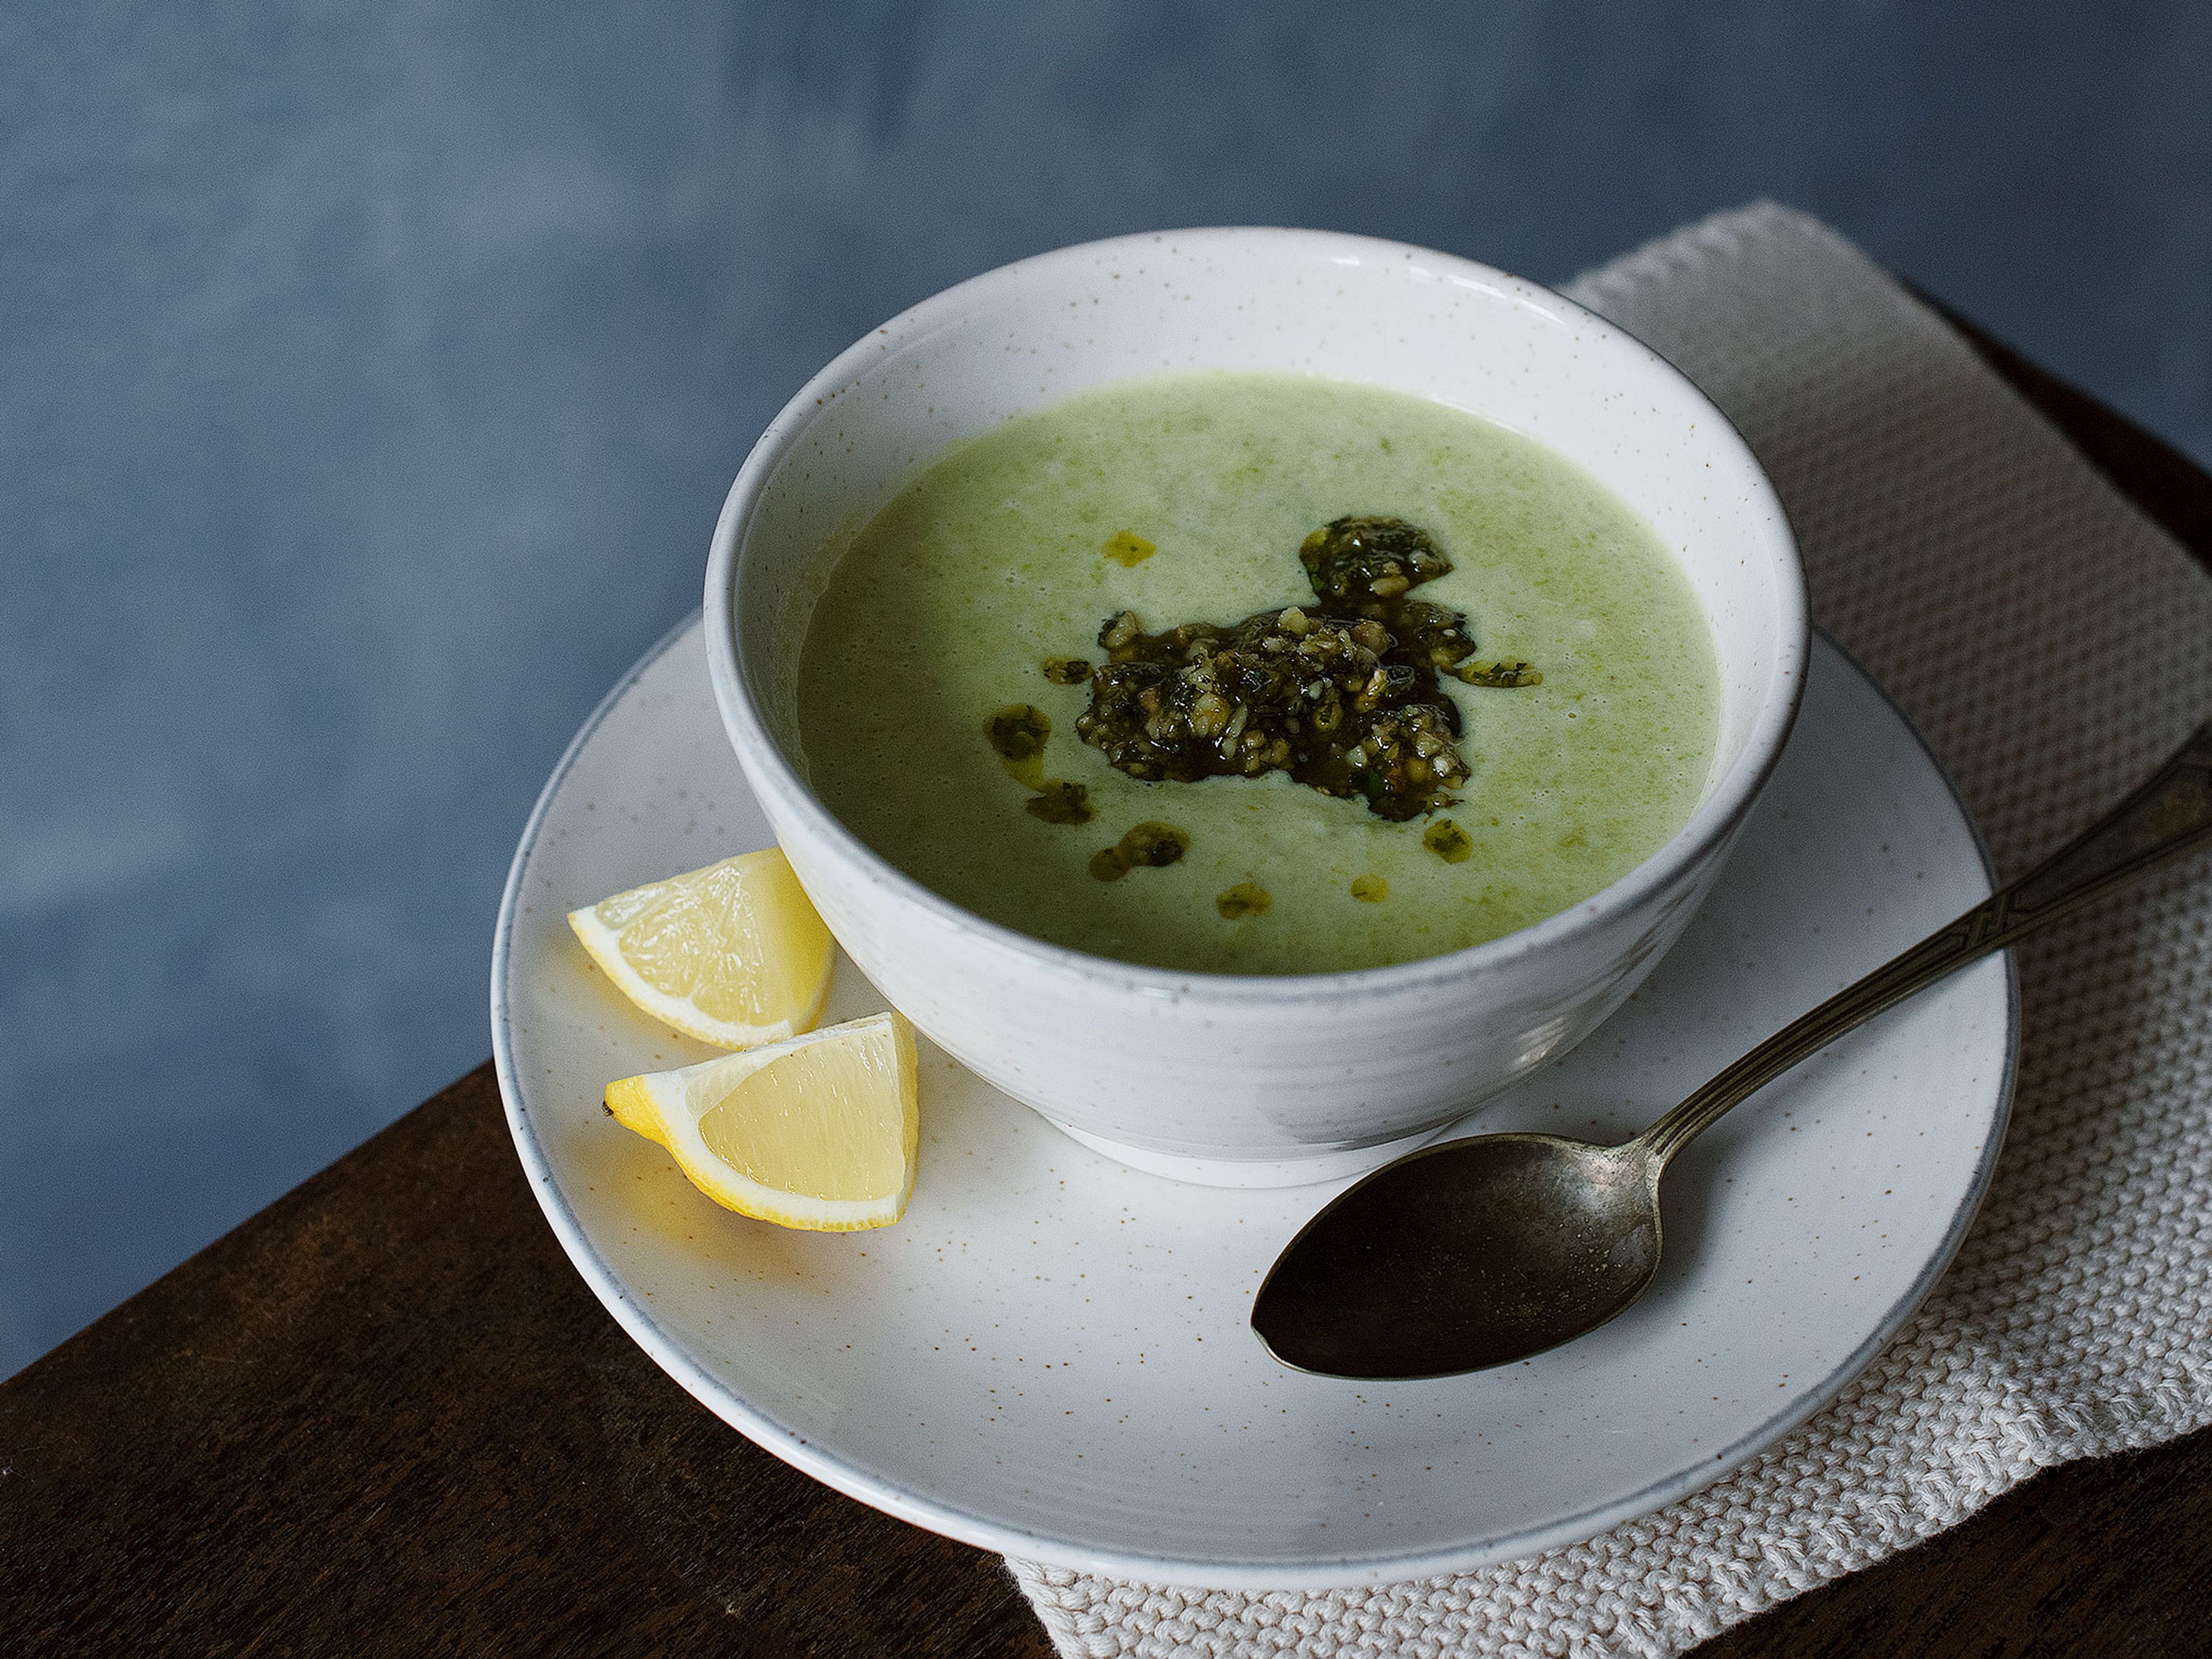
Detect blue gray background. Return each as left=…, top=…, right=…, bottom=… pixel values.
left=4, top=2, right=2208, bottom=1380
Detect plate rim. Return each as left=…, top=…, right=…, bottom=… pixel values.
left=490, top=616, right=2018, bottom=1588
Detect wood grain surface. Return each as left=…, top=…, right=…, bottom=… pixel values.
left=1, top=310, right=2206, bottom=1658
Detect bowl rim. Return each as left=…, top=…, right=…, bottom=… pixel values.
left=704, top=225, right=1808, bottom=1006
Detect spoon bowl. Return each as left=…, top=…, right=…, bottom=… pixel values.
left=1254, top=1134, right=1661, bottom=1379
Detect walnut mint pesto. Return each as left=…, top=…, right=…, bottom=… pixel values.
left=1075, top=515, right=1538, bottom=824
left=795, top=370, right=1719, bottom=975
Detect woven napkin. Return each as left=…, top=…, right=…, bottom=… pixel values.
left=1009, top=203, right=2212, bottom=1657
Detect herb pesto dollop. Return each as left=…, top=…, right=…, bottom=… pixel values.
left=1073, top=516, right=1537, bottom=822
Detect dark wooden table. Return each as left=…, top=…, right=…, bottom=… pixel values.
left=5, top=312, right=2209, bottom=1659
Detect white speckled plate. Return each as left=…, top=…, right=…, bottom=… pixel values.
left=491, top=619, right=2013, bottom=1589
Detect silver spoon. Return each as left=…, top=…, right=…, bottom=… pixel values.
left=1252, top=721, right=2212, bottom=1381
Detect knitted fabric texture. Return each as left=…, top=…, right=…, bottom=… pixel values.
left=1009, top=203, right=2212, bottom=1658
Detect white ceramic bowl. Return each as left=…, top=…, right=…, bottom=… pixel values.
left=704, top=228, right=1806, bottom=1186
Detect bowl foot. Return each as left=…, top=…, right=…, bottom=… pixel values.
left=1037, top=1117, right=1452, bottom=1188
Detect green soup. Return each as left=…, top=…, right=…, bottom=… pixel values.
left=796, top=371, right=1718, bottom=975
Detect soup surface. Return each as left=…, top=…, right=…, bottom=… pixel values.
left=796, top=371, right=1718, bottom=975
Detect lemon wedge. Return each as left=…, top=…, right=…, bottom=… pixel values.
left=568, top=849, right=834, bottom=1048
left=604, top=1011, right=919, bottom=1231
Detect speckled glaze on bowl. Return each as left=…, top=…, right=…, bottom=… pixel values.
left=704, top=228, right=1807, bottom=1185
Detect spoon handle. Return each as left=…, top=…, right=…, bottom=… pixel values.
left=1638, top=719, right=2212, bottom=1168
